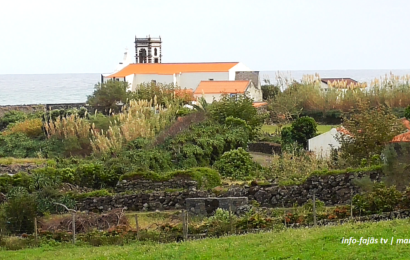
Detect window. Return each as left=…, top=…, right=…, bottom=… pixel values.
left=154, top=58, right=159, bottom=63
left=209, top=78, right=214, bottom=81
left=154, top=48, right=158, bottom=56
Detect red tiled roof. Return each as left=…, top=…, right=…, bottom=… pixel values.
left=194, top=81, right=250, bottom=95
left=391, top=119, right=410, bottom=142
left=321, top=78, right=358, bottom=85
left=252, top=102, right=268, bottom=108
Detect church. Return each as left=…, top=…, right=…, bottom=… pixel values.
left=102, top=36, right=262, bottom=103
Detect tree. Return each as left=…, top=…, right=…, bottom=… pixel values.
left=280, top=116, right=317, bottom=149
left=290, top=116, right=318, bottom=149
left=336, top=101, right=404, bottom=166
left=87, top=80, right=128, bottom=111
left=208, top=95, right=266, bottom=135
left=261, top=84, right=280, bottom=100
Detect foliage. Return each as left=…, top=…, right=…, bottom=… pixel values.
left=207, top=208, right=232, bottom=223
left=269, top=149, right=328, bottom=185
left=290, top=117, right=317, bottom=149
left=120, top=167, right=221, bottom=190
left=382, top=142, right=410, bottom=190
left=336, top=101, right=404, bottom=167
left=2, top=118, right=43, bottom=138
left=69, top=189, right=112, bottom=200
left=353, top=182, right=402, bottom=214
left=0, top=110, right=28, bottom=130
left=128, top=83, right=193, bottom=105
left=87, top=80, right=128, bottom=111
left=261, top=84, right=280, bottom=100
left=213, top=148, right=258, bottom=180
left=0, top=133, right=48, bottom=158
left=3, top=192, right=37, bottom=234
left=208, top=95, right=266, bottom=136
left=405, top=105, right=410, bottom=120
left=36, top=187, right=76, bottom=214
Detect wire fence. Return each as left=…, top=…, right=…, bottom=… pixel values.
left=1, top=189, right=405, bottom=248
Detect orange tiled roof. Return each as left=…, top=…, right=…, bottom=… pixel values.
left=194, top=81, right=250, bottom=95
left=252, top=102, right=268, bottom=108
left=106, top=62, right=239, bottom=78
left=391, top=119, right=410, bottom=142
left=336, top=126, right=353, bottom=136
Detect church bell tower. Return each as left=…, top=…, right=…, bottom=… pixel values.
left=135, top=35, right=162, bottom=63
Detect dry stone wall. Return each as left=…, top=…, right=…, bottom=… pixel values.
left=76, top=169, right=382, bottom=212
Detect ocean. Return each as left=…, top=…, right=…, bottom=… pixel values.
left=1, top=70, right=410, bottom=106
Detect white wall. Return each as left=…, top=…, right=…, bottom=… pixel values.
left=194, top=93, right=223, bottom=103
left=308, top=128, right=341, bottom=158
left=180, top=72, right=229, bottom=90
left=229, top=63, right=251, bottom=80
left=245, top=82, right=263, bottom=102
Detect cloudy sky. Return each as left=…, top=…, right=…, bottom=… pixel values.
left=1, top=0, right=409, bottom=74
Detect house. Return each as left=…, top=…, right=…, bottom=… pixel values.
left=308, top=128, right=342, bottom=158
left=320, top=78, right=365, bottom=91
left=102, top=62, right=251, bottom=91
left=193, top=80, right=262, bottom=103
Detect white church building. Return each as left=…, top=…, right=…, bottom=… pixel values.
left=102, top=36, right=255, bottom=94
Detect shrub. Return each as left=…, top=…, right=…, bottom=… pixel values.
left=2, top=118, right=43, bottom=138
left=290, top=116, right=317, bottom=149
left=3, top=193, right=37, bottom=234
left=353, top=182, right=402, bottom=214
left=213, top=148, right=257, bottom=180
left=0, top=110, right=27, bottom=130
left=87, top=80, right=128, bottom=111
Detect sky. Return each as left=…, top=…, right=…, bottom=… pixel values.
left=1, top=0, right=410, bottom=74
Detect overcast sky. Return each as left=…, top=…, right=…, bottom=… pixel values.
left=1, top=0, right=409, bottom=74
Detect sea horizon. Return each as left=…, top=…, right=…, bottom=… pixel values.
left=1, top=69, right=410, bottom=106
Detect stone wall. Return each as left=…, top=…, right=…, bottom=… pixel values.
left=223, top=170, right=383, bottom=207
left=77, top=169, right=383, bottom=212
left=0, top=105, right=45, bottom=118
left=248, top=142, right=281, bottom=154
left=115, top=177, right=197, bottom=193
left=77, top=190, right=211, bottom=212
left=0, top=163, right=44, bottom=175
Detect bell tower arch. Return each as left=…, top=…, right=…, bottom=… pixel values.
left=135, top=35, right=162, bottom=63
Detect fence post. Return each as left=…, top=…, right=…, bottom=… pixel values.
left=283, top=201, right=287, bottom=228
left=182, top=210, right=188, bottom=241
left=313, top=193, right=317, bottom=227
left=34, top=217, right=38, bottom=240
left=135, top=214, right=140, bottom=240
left=350, top=188, right=354, bottom=219
left=229, top=199, right=234, bottom=235
left=72, top=212, right=76, bottom=244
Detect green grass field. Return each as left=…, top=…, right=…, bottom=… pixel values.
left=2, top=219, right=410, bottom=260
left=262, top=124, right=338, bottom=135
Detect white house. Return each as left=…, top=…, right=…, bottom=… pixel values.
left=102, top=62, right=251, bottom=91
left=308, top=128, right=342, bottom=158
left=193, top=80, right=262, bottom=103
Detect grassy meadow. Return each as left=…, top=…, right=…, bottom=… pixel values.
left=262, top=124, right=337, bottom=135
left=2, top=219, right=410, bottom=260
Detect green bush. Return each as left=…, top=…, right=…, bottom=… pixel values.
left=0, top=110, right=27, bottom=130
left=290, top=116, right=317, bottom=149
left=353, top=182, right=402, bottom=214
left=3, top=192, right=37, bottom=234
left=213, top=148, right=257, bottom=180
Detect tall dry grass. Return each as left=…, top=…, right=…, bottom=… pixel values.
left=269, top=73, right=410, bottom=117
left=90, top=97, right=178, bottom=155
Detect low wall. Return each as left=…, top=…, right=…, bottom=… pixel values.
left=77, top=169, right=383, bottom=212
left=0, top=163, right=44, bottom=175
left=248, top=142, right=281, bottom=154
left=0, top=105, right=45, bottom=118
left=77, top=190, right=211, bottom=212
left=223, top=169, right=383, bottom=207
